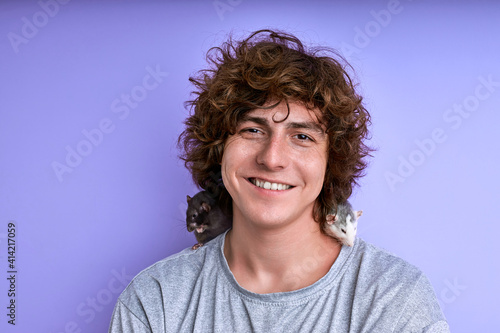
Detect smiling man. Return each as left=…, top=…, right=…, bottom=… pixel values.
left=109, top=30, right=449, bottom=332
left=221, top=102, right=339, bottom=294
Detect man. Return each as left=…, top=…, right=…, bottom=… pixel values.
left=109, top=30, right=449, bottom=332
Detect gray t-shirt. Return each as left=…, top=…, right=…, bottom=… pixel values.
left=109, top=232, right=449, bottom=332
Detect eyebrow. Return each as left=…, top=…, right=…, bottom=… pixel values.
left=240, top=116, right=326, bottom=135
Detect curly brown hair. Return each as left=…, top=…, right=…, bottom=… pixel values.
left=178, top=29, right=372, bottom=231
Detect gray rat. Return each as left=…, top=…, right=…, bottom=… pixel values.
left=324, top=200, right=362, bottom=247
left=186, top=190, right=232, bottom=250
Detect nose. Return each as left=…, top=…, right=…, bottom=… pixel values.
left=256, top=134, right=290, bottom=170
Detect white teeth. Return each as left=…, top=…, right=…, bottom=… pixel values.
left=251, top=178, right=291, bottom=191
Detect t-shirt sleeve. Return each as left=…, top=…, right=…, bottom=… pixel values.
left=108, top=298, right=152, bottom=333
left=393, top=274, right=450, bottom=333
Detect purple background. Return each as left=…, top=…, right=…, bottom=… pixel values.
left=1, top=0, right=499, bottom=332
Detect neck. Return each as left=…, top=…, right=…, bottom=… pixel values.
left=224, top=212, right=341, bottom=294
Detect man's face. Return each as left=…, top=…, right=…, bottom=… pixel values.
left=221, top=101, right=329, bottom=230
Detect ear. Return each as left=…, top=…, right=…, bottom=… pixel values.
left=326, top=214, right=338, bottom=225
left=201, top=202, right=211, bottom=212
left=187, top=195, right=192, bottom=203
left=356, top=210, right=363, bottom=219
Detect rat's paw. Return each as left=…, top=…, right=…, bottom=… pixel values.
left=191, top=243, right=203, bottom=250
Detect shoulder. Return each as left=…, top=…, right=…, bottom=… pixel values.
left=350, top=238, right=434, bottom=299
left=113, top=236, right=222, bottom=326
left=354, top=238, right=422, bottom=279
left=135, top=245, right=205, bottom=281
left=123, top=238, right=219, bottom=298
left=345, top=238, right=449, bottom=332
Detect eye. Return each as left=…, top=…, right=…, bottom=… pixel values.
left=295, top=133, right=313, bottom=141
left=242, top=128, right=262, bottom=134
left=341, top=228, right=346, bottom=234
left=239, top=127, right=264, bottom=138
left=192, top=213, right=198, bottom=218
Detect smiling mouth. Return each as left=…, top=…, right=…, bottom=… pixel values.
left=249, top=178, right=293, bottom=191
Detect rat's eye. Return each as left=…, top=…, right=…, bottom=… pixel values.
left=192, top=213, right=198, bottom=218
left=341, top=229, right=346, bottom=234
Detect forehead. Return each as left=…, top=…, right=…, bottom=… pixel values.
left=241, top=101, right=326, bottom=131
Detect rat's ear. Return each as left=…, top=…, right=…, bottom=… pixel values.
left=326, top=214, right=338, bottom=225
left=356, top=210, right=363, bottom=219
left=201, top=202, right=211, bottom=212
left=187, top=195, right=192, bottom=203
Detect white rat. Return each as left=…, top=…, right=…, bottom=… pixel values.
left=324, top=200, right=362, bottom=247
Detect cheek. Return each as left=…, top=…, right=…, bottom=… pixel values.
left=220, top=138, right=246, bottom=191
left=303, top=148, right=328, bottom=182
left=221, top=137, right=236, bottom=168
left=220, top=152, right=234, bottom=188
left=223, top=136, right=255, bottom=165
